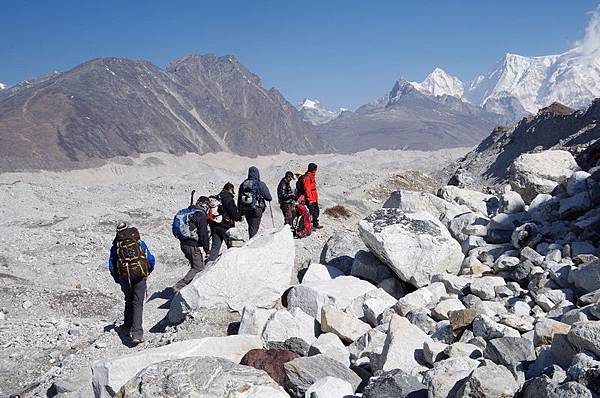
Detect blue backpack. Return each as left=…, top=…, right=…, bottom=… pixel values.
left=172, top=190, right=200, bottom=241
left=172, top=207, right=200, bottom=241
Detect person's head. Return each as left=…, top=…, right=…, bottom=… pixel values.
left=248, top=166, right=260, bottom=180
left=284, top=171, right=295, bottom=183
left=308, top=163, right=318, bottom=173
left=196, top=196, right=210, bottom=207
left=223, top=182, right=235, bottom=194
left=116, top=222, right=127, bottom=232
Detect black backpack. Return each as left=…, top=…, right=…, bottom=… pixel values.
left=296, top=174, right=306, bottom=198
left=240, top=180, right=264, bottom=210
left=115, top=227, right=151, bottom=287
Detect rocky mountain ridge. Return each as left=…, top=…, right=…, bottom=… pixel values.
left=0, top=55, right=328, bottom=171
left=450, top=100, right=600, bottom=188
left=297, top=98, right=346, bottom=125
left=316, top=79, right=510, bottom=152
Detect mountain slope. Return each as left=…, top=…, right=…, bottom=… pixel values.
left=453, top=101, right=600, bottom=185
left=317, top=80, right=508, bottom=152
left=0, top=55, right=327, bottom=171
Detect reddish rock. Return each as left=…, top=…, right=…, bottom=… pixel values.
left=240, top=348, right=299, bottom=386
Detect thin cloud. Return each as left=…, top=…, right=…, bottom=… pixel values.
left=576, top=6, right=600, bottom=55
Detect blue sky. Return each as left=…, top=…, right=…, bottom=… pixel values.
left=1, top=1, right=599, bottom=110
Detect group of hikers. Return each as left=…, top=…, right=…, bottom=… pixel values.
left=107, top=162, right=322, bottom=344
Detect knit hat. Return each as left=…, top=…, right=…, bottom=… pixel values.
left=308, top=163, right=318, bottom=172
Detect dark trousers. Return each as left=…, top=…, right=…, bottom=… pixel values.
left=176, top=243, right=205, bottom=289
left=121, top=278, right=146, bottom=339
left=308, top=202, right=320, bottom=226
left=244, top=209, right=263, bottom=239
left=209, top=225, right=231, bottom=261
left=280, top=203, right=294, bottom=225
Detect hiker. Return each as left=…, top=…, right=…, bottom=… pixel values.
left=238, top=166, right=272, bottom=238
left=109, top=222, right=155, bottom=344
left=208, top=182, right=242, bottom=261
left=302, top=162, right=322, bottom=229
left=277, top=171, right=296, bottom=225
left=172, top=196, right=210, bottom=292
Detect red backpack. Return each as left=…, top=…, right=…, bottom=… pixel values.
left=293, top=202, right=312, bottom=238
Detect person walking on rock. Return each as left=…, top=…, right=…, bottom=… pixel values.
left=238, top=166, right=272, bottom=238
left=209, top=182, right=242, bottom=261
left=304, top=162, right=323, bottom=229
left=277, top=171, right=296, bottom=225
left=109, top=222, right=155, bottom=345
left=174, top=196, right=210, bottom=292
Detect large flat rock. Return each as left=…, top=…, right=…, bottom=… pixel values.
left=169, top=227, right=294, bottom=322
left=359, top=208, right=464, bottom=287
left=92, top=335, right=263, bottom=397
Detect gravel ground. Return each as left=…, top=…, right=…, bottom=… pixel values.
left=0, top=148, right=466, bottom=397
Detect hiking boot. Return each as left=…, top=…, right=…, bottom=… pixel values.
left=120, top=325, right=131, bottom=337
left=313, top=223, right=323, bottom=229
left=132, top=336, right=145, bottom=345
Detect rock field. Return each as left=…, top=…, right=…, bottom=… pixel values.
left=3, top=144, right=600, bottom=397
left=0, top=148, right=462, bottom=397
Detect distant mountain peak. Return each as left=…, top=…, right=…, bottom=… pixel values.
left=297, top=98, right=345, bottom=125
left=411, top=68, right=465, bottom=99
left=0, top=82, right=6, bottom=90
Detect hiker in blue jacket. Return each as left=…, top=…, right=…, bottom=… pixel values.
left=109, top=222, right=155, bottom=345
left=238, top=166, right=272, bottom=238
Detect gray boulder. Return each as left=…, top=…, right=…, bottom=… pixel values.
left=570, top=259, right=600, bottom=293
left=116, top=356, right=288, bottom=398
left=283, top=354, right=361, bottom=398
left=522, top=375, right=592, bottom=398
left=457, top=363, right=520, bottom=398
left=305, top=376, right=354, bottom=398
left=484, top=337, right=535, bottom=368
left=321, top=231, right=367, bottom=274
left=350, top=250, right=395, bottom=284
left=567, top=321, right=600, bottom=358
left=423, top=357, right=480, bottom=398
left=362, top=369, right=427, bottom=398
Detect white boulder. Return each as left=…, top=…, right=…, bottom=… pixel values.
left=169, top=227, right=294, bottom=322
left=287, top=276, right=376, bottom=322
left=509, top=150, right=579, bottom=203
left=359, top=209, right=464, bottom=287
left=261, top=308, right=318, bottom=345
left=304, top=376, right=354, bottom=398
left=321, top=304, right=371, bottom=343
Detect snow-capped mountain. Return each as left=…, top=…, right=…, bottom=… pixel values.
left=0, top=82, right=6, bottom=90
left=298, top=98, right=346, bottom=125
left=413, top=12, right=600, bottom=116
left=411, top=68, right=464, bottom=98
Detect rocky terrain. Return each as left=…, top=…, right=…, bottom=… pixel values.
left=0, top=55, right=327, bottom=172
left=0, top=147, right=463, bottom=397
left=450, top=100, right=600, bottom=189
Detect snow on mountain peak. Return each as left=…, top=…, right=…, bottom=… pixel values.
left=411, top=67, right=465, bottom=98
left=576, top=6, right=600, bottom=56
left=298, top=98, right=345, bottom=125
left=0, top=82, right=6, bottom=90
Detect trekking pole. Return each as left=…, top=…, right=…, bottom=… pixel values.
left=268, top=202, right=275, bottom=228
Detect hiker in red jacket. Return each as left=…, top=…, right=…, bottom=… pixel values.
left=303, top=163, right=323, bottom=229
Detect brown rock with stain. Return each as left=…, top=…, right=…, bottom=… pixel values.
left=240, top=348, right=299, bottom=386
left=449, top=308, right=478, bottom=330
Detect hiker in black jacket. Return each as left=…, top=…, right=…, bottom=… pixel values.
left=174, top=197, right=210, bottom=292
left=277, top=171, right=296, bottom=225
left=238, top=166, right=272, bottom=238
left=209, top=183, right=242, bottom=261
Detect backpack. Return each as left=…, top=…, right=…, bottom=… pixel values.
left=207, top=195, right=223, bottom=224
left=240, top=179, right=264, bottom=210
left=172, top=207, right=200, bottom=241
left=296, top=174, right=306, bottom=198
left=292, top=202, right=311, bottom=238
left=115, top=227, right=151, bottom=286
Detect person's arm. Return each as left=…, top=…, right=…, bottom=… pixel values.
left=225, top=195, right=242, bottom=221
left=194, top=213, right=211, bottom=253
left=237, top=184, right=243, bottom=209
left=141, top=240, right=156, bottom=273
left=304, top=176, right=315, bottom=203
left=259, top=181, right=272, bottom=201
left=277, top=181, right=284, bottom=202
left=108, top=241, right=119, bottom=283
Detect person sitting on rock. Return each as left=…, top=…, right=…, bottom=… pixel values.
left=208, top=182, right=243, bottom=261
left=277, top=171, right=296, bottom=225
left=108, top=222, right=155, bottom=345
